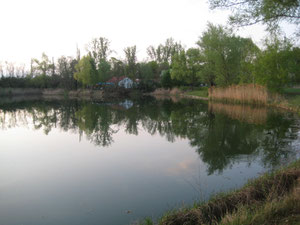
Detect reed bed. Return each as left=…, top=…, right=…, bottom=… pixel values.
left=209, top=84, right=269, bottom=105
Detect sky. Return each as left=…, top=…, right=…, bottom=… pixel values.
left=0, top=0, right=293, bottom=67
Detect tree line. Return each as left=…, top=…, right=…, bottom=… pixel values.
left=0, top=24, right=299, bottom=92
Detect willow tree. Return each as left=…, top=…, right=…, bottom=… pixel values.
left=74, top=55, right=98, bottom=86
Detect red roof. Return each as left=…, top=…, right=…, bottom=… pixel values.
left=107, top=76, right=127, bottom=83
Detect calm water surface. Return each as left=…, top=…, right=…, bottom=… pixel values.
left=0, top=97, right=300, bottom=225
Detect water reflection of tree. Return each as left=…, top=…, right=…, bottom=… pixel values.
left=0, top=98, right=299, bottom=174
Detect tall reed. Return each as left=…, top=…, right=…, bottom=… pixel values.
left=209, top=84, right=269, bottom=105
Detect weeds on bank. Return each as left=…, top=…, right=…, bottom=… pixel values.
left=138, top=160, right=300, bottom=225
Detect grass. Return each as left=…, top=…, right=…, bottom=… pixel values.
left=277, top=87, right=300, bottom=112
left=219, top=190, right=300, bottom=225
left=282, top=87, right=300, bottom=95
left=138, top=159, right=300, bottom=225
left=185, top=87, right=208, bottom=98
left=287, top=95, right=300, bottom=108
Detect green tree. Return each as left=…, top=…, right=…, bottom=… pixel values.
left=197, top=23, right=258, bottom=86
left=161, top=69, right=173, bottom=88
left=86, top=37, right=112, bottom=65
left=31, top=53, right=55, bottom=88
left=209, top=0, right=300, bottom=33
left=147, top=38, right=184, bottom=65
left=56, top=56, right=78, bottom=89
left=110, top=57, right=125, bottom=78
left=170, top=48, right=202, bottom=86
left=86, top=37, right=112, bottom=82
left=254, top=37, right=299, bottom=91
left=124, top=46, right=137, bottom=78
left=32, top=53, right=54, bottom=76
left=98, top=60, right=111, bottom=82
left=74, top=55, right=98, bottom=86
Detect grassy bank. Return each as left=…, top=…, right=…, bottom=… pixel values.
left=138, top=160, right=300, bottom=225
left=282, top=88, right=300, bottom=112
left=150, top=87, right=209, bottom=100
left=184, top=87, right=208, bottom=98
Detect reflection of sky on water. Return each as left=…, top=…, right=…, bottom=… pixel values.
left=0, top=99, right=299, bottom=225
left=0, top=125, right=275, bottom=225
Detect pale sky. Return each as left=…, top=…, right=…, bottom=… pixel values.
left=0, top=0, right=292, bottom=67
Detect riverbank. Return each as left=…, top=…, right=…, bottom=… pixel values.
left=149, top=87, right=209, bottom=101
left=0, top=87, right=137, bottom=100
left=139, top=159, right=300, bottom=225
left=150, top=86, right=300, bottom=113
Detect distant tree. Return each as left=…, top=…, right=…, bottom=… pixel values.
left=289, top=47, right=300, bottom=83
left=254, top=37, right=300, bottom=91
left=98, top=60, right=111, bottom=82
left=56, top=56, right=78, bottom=89
left=147, top=38, right=184, bottom=65
left=74, top=55, right=98, bottom=86
left=32, top=53, right=54, bottom=76
left=110, top=57, right=125, bottom=77
left=124, top=46, right=137, bottom=78
left=197, top=23, right=259, bottom=86
left=86, top=37, right=112, bottom=82
left=86, top=37, right=112, bottom=65
left=0, top=62, right=4, bottom=76
left=147, top=45, right=163, bottom=63
left=208, top=0, right=300, bottom=33
left=137, top=62, right=155, bottom=80
left=5, top=61, right=15, bottom=77
left=161, top=69, right=173, bottom=88
left=170, top=48, right=202, bottom=86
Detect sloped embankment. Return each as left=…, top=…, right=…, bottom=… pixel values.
left=153, top=160, right=300, bottom=225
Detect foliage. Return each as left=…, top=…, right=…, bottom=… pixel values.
left=137, top=62, right=155, bottom=81
left=0, top=30, right=298, bottom=93
left=31, top=53, right=54, bottom=76
left=254, top=37, right=299, bottom=91
left=74, top=55, right=98, bottom=86
left=170, top=48, right=202, bottom=86
left=86, top=37, right=112, bottom=65
left=56, top=56, right=78, bottom=89
left=147, top=38, right=184, bottom=65
left=197, top=23, right=259, bottom=86
left=97, top=59, right=111, bottom=82
left=124, top=46, right=137, bottom=79
left=208, top=0, right=300, bottom=33
left=110, top=57, right=125, bottom=78
left=161, top=69, right=173, bottom=88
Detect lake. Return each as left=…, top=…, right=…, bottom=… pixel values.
left=0, top=97, right=300, bottom=225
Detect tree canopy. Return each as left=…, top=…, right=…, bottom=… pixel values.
left=209, top=0, right=300, bottom=33
left=74, top=55, right=98, bottom=86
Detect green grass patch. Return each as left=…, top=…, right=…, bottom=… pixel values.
left=282, top=87, right=300, bottom=95
left=219, top=188, right=300, bottom=225
left=185, top=87, right=208, bottom=98
left=287, top=95, right=300, bottom=107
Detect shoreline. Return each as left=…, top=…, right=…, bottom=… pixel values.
left=138, top=159, right=300, bottom=225
left=1, top=87, right=299, bottom=114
